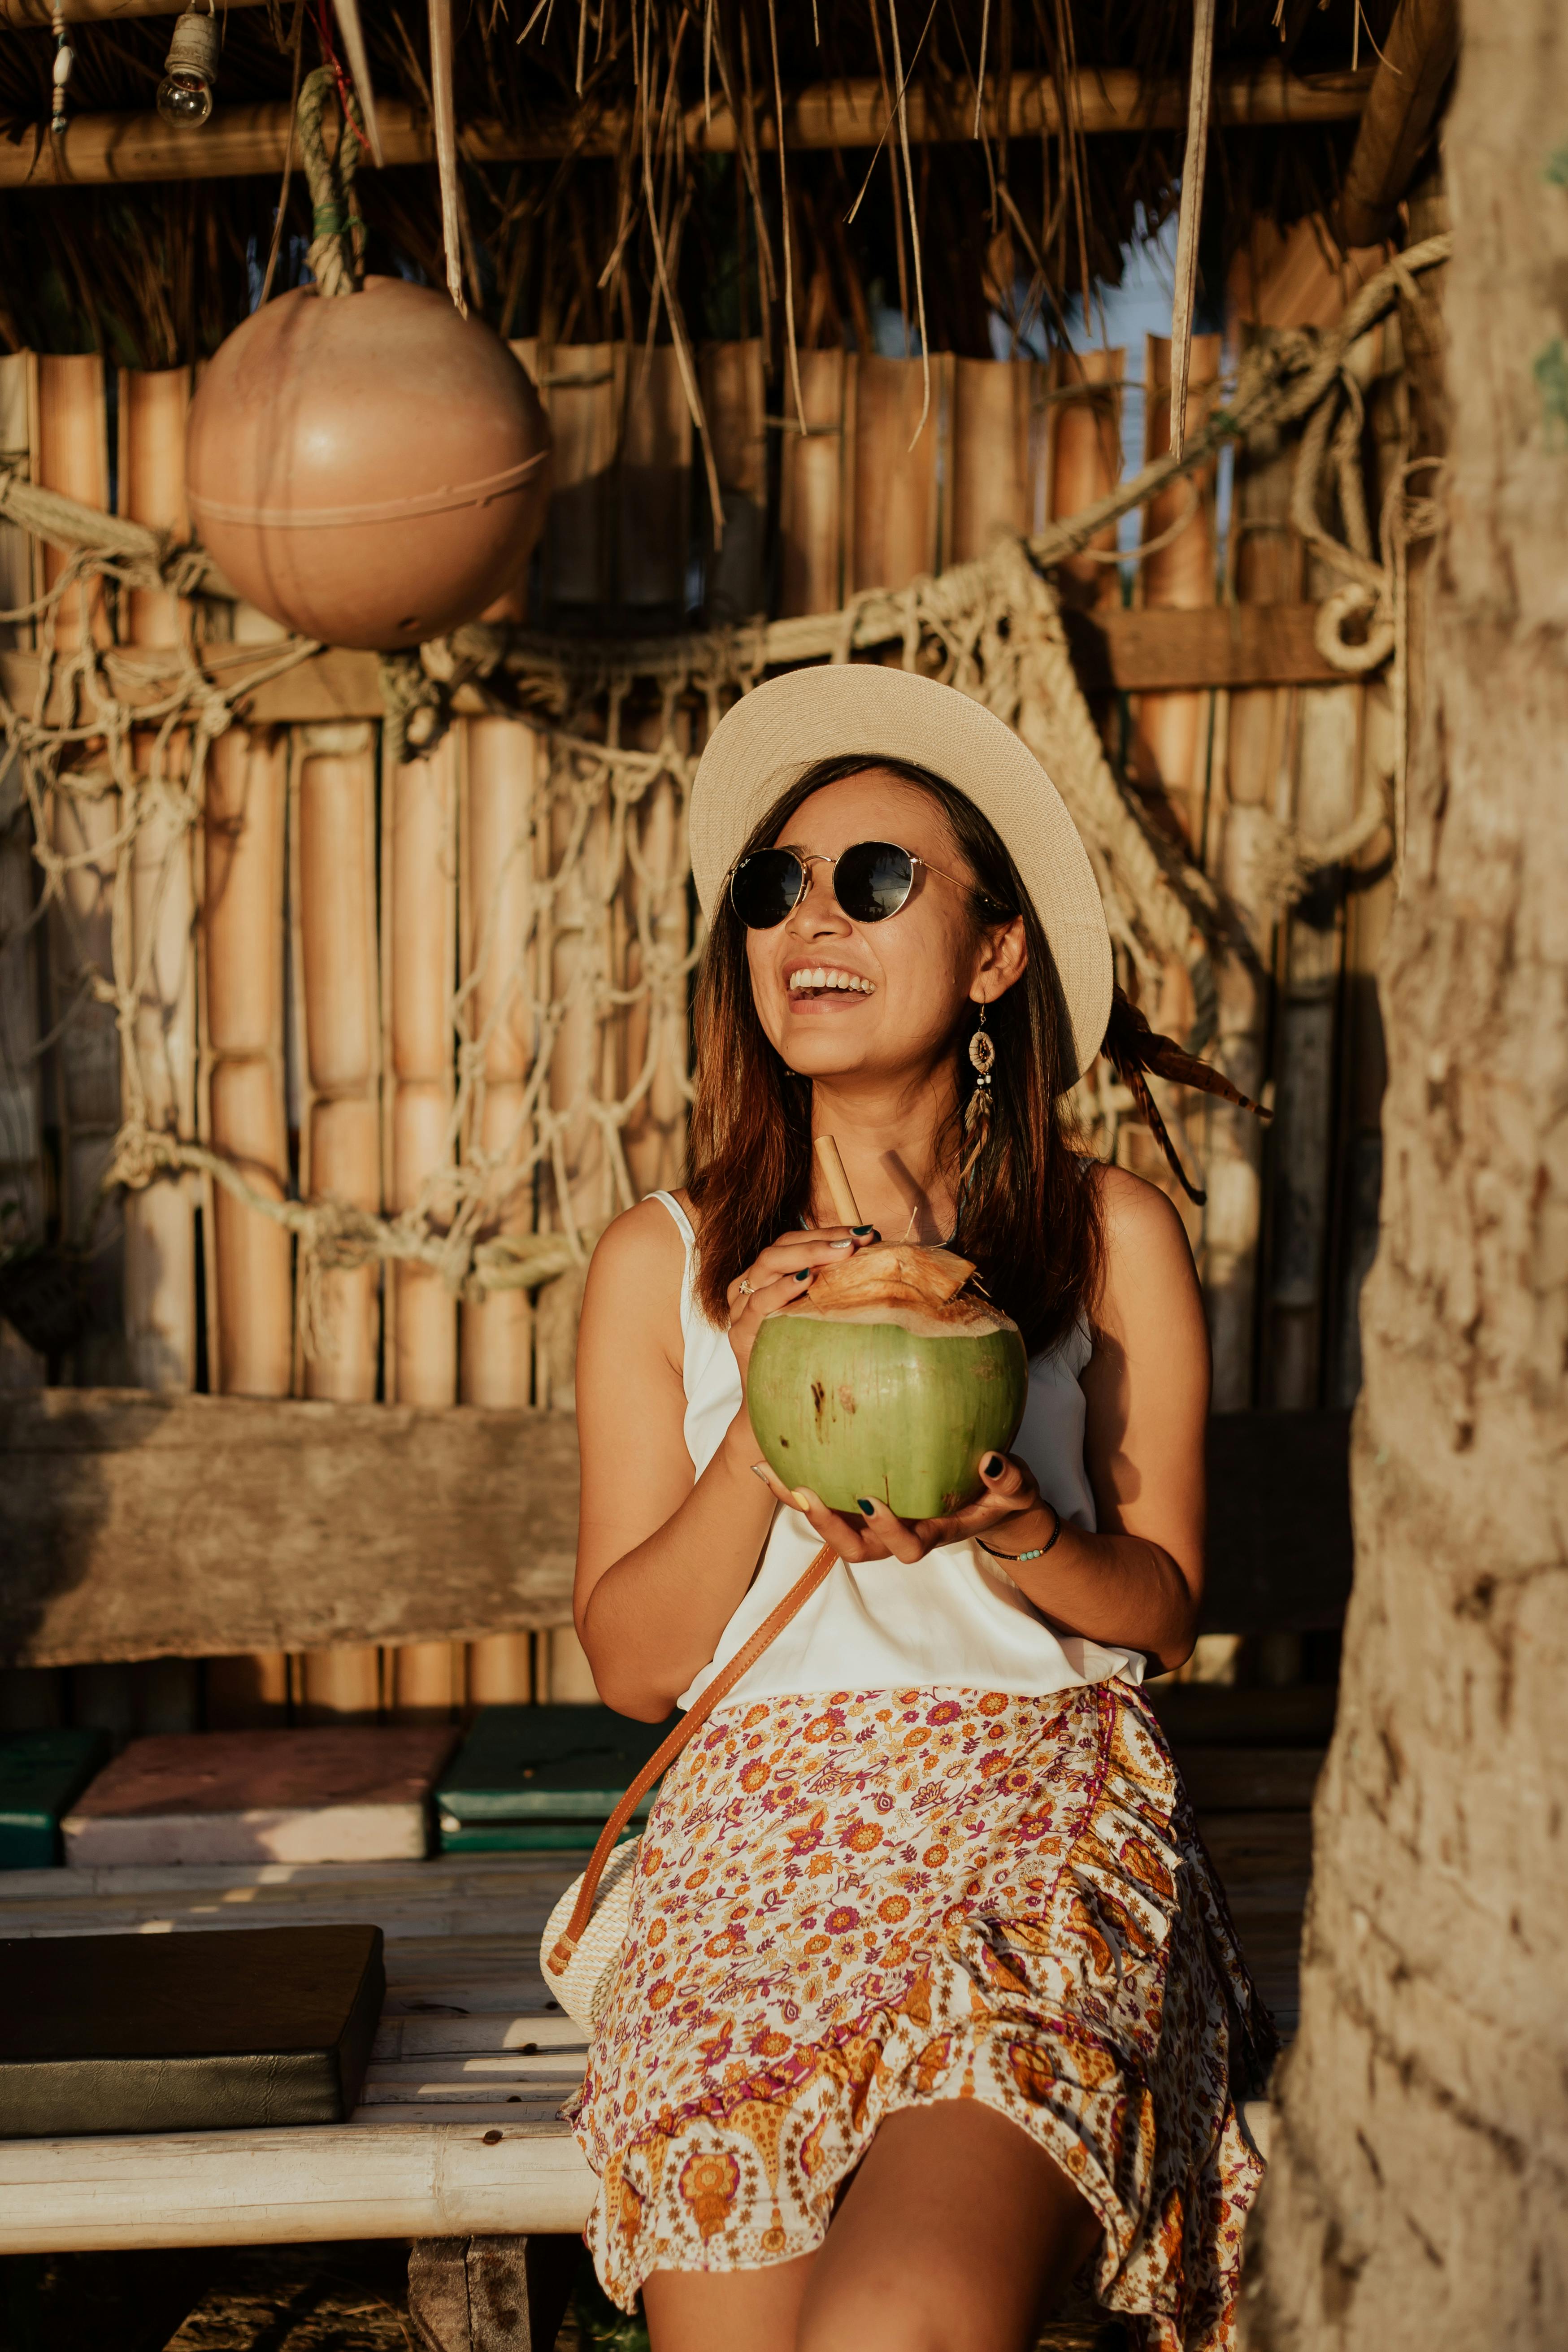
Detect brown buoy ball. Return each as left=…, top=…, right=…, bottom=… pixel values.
left=186, top=278, right=551, bottom=650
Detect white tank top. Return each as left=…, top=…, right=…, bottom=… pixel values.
left=650, top=1193, right=1147, bottom=1708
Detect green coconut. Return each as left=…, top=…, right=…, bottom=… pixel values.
left=745, top=1241, right=1028, bottom=1521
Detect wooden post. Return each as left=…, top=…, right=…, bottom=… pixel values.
left=293, top=721, right=382, bottom=1721
left=700, top=339, right=767, bottom=619
left=777, top=348, right=854, bottom=617
left=850, top=354, right=954, bottom=594
left=949, top=358, right=1045, bottom=561
left=384, top=727, right=464, bottom=1722
left=460, top=715, right=542, bottom=1705
left=407, top=2232, right=578, bottom=2352
left=119, top=368, right=198, bottom=1400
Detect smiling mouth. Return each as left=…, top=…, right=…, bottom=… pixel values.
left=787, top=966, right=875, bottom=999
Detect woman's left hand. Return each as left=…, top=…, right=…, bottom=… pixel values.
left=751, top=1450, right=1055, bottom=1565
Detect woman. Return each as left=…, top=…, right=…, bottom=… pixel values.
left=570, top=665, right=1270, bottom=2352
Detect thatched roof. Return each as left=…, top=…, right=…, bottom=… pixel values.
left=0, top=1, right=1395, bottom=365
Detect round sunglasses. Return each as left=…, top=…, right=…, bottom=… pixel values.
left=729, top=840, right=993, bottom=931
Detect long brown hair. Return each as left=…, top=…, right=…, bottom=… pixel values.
left=684, top=755, right=1104, bottom=1355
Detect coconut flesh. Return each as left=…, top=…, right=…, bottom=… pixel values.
left=745, top=1241, right=1028, bottom=1520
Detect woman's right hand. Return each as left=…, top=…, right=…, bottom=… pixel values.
left=724, top=1224, right=878, bottom=1389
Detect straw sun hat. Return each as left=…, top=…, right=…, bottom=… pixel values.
left=687, top=665, right=1113, bottom=1086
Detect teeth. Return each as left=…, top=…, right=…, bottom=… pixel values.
left=788, top=968, right=873, bottom=994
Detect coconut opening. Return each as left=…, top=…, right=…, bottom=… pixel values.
left=778, top=1241, right=1017, bottom=1338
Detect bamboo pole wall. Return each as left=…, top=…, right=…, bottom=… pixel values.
left=2, top=329, right=1410, bottom=1710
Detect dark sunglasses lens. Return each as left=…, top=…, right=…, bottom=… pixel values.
left=731, top=849, right=805, bottom=929
left=835, top=841, right=916, bottom=923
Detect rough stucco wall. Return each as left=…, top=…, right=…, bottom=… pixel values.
left=1242, top=4, right=1568, bottom=2343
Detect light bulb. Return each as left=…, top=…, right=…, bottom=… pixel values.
left=156, top=70, right=213, bottom=126
left=156, top=9, right=218, bottom=129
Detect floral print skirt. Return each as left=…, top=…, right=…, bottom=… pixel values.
left=570, top=1680, right=1273, bottom=2351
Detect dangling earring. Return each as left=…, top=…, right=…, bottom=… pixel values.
left=959, top=1002, right=995, bottom=1190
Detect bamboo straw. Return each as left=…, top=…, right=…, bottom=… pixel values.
left=851, top=352, right=953, bottom=596
left=699, top=339, right=766, bottom=619
left=36, top=355, right=108, bottom=650
left=1134, top=333, right=1223, bottom=852
left=813, top=1134, right=863, bottom=1227
left=121, top=367, right=198, bottom=1394
left=619, top=344, right=691, bottom=614
left=1048, top=347, right=1125, bottom=605
left=539, top=343, right=622, bottom=615
left=384, top=727, right=463, bottom=1722
left=0, top=351, right=39, bottom=650
left=777, top=347, right=851, bottom=618
left=293, top=722, right=382, bottom=1722
left=949, top=357, right=1038, bottom=565
left=460, top=714, right=540, bottom=1705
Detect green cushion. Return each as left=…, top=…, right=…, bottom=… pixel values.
left=0, top=1730, right=111, bottom=1870
left=435, top=1704, right=677, bottom=1825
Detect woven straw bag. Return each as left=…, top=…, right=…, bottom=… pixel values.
left=541, top=1543, right=838, bottom=2033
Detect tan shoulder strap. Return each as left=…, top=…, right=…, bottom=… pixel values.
left=546, top=1542, right=838, bottom=1976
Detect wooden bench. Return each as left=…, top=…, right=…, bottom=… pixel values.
left=0, top=1848, right=596, bottom=2327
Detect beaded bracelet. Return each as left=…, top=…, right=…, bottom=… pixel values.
left=977, top=1502, right=1063, bottom=1566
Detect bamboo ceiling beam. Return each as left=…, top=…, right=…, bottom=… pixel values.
left=0, top=63, right=1371, bottom=190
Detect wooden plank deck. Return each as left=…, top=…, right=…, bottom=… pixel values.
left=0, top=1741, right=1315, bottom=2254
